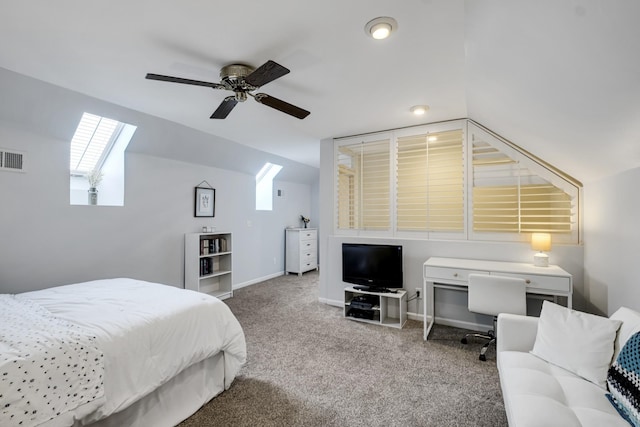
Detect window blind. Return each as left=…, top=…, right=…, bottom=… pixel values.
left=70, top=113, right=122, bottom=173
left=334, top=120, right=580, bottom=243
left=472, top=140, right=574, bottom=234
left=337, top=139, right=390, bottom=230
left=396, top=130, right=464, bottom=231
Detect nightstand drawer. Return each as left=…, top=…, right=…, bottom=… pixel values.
left=299, top=240, right=316, bottom=250
left=302, top=260, right=317, bottom=270
left=299, top=229, right=317, bottom=241
left=301, top=250, right=317, bottom=263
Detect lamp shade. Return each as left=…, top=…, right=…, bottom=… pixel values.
left=531, top=233, right=552, bottom=252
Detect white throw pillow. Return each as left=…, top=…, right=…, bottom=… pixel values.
left=531, top=300, right=622, bottom=389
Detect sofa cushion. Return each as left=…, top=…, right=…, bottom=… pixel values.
left=531, top=300, right=622, bottom=388
left=607, top=330, right=640, bottom=426
left=499, top=350, right=629, bottom=427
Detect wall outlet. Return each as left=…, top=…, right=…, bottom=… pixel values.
left=415, top=287, right=421, bottom=299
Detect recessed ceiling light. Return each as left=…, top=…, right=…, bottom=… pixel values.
left=410, top=105, right=429, bottom=115
left=365, top=17, right=398, bottom=40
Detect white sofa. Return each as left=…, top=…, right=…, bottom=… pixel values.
left=496, top=306, right=640, bottom=427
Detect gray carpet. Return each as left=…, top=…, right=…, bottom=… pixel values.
left=179, top=271, right=508, bottom=427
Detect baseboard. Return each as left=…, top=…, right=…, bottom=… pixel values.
left=434, top=317, right=491, bottom=332
left=407, top=312, right=424, bottom=322
left=319, top=297, right=342, bottom=307
left=407, top=314, right=490, bottom=332
left=234, top=271, right=284, bottom=290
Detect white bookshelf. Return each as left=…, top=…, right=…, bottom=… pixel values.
left=184, top=232, right=232, bottom=300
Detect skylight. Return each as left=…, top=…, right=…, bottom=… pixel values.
left=256, top=162, right=283, bottom=211
left=69, top=112, right=123, bottom=174
left=69, top=112, right=137, bottom=206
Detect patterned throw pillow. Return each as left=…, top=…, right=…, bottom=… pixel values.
left=607, top=331, right=640, bottom=427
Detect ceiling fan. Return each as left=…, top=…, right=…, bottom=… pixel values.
left=146, top=60, right=310, bottom=120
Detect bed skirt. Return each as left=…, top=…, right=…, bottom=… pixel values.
left=84, top=352, right=227, bottom=427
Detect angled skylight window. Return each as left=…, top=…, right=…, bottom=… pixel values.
left=69, top=112, right=137, bottom=206
left=256, top=162, right=283, bottom=211
left=69, top=113, right=123, bottom=174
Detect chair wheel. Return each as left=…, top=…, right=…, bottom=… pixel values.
left=461, top=338, right=468, bottom=344
left=479, top=354, right=486, bottom=361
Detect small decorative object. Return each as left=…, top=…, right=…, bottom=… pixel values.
left=300, top=215, right=310, bottom=228
left=531, top=233, right=552, bottom=267
left=86, top=169, right=104, bottom=205
left=194, top=181, right=215, bottom=217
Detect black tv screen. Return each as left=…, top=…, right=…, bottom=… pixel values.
left=342, top=243, right=403, bottom=291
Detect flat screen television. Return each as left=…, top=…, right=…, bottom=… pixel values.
left=342, top=243, right=403, bottom=292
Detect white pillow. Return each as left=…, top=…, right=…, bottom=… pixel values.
left=531, top=300, right=622, bottom=389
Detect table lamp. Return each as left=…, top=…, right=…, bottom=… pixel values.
left=531, top=233, right=551, bottom=267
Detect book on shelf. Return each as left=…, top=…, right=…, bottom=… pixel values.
left=200, top=257, right=212, bottom=276
left=201, top=239, right=210, bottom=255
left=201, top=237, right=228, bottom=254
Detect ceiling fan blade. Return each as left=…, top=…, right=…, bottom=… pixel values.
left=254, top=93, right=310, bottom=119
left=244, top=60, right=290, bottom=87
left=211, top=96, right=238, bottom=119
left=146, top=73, right=226, bottom=89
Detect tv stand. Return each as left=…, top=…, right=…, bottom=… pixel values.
left=352, top=285, right=397, bottom=293
left=344, top=287, right=407, bottom=329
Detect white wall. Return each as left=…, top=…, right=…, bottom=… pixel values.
left=0, top=121, right=313, bottom=293
left=583, top=166, right=640, bottom=315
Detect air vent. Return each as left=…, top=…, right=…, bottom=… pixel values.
left=0, top=148, right=26, bottom=172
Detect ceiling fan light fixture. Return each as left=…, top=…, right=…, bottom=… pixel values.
left=410, top=105, right=429, bottom=115
left=146, top=60, right=309, bottom=120
left=365, top=17, right=397, bottom=40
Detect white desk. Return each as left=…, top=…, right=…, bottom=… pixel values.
left=423, top=257, right=572, bottom=340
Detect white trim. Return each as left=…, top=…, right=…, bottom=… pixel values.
left=407, top=312, right=424, bottom=322
left=320, top=297, right=343, bottom=307
left=234, top=271, right=284, bottom=290
left=434, top=316, right=492, bottom=332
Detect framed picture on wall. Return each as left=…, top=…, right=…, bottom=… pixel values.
left=194, top=186, right=215, bottom=217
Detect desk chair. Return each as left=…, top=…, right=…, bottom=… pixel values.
left=462, top=274, right=527, bottom=361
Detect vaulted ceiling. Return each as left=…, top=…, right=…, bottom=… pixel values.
left=1, top=1, right=638, bottom=183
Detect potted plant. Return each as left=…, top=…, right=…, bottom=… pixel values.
left=87, top=169, right=104, bottom=205
left=300, top=215, right=310, bottom=228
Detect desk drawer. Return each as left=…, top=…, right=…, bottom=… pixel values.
left=425, top=266, right=489, bottom=283
left=494, top=272, right=571, bottom=293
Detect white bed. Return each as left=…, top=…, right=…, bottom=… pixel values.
left=0, top=278, right=246, bottom=427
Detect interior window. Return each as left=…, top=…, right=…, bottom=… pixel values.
left=334, top=120, right=581, bottom=243
left=396, top=129, right=464, bottom=232
left=336, top=136, right=391, bottom=231
left=468, top=122, right=579, bottom=243
left=69, top=112, right=136, bottom=206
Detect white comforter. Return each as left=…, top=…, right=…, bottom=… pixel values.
left=6, top=278, right=246, bottom=427
left=0, top=295, right=105, bottom=427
